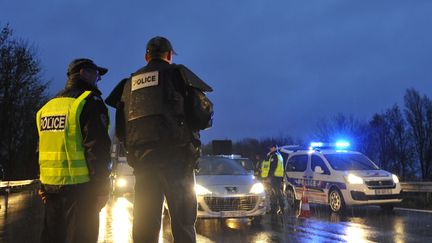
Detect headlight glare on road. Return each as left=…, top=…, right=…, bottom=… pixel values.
left=250, top=182, right=265, bottom=194
left=195, top=184, right=211, bottom=195
left=346, top=174, right=364, bottom=184
left=117, top=178, right=127, bottom=188
left=392, top=174, right=399, bottom=183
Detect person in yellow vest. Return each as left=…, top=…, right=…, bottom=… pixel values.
left=261, top=144, right=285, bottom=214
left=36, top=58, right=111, bottom=243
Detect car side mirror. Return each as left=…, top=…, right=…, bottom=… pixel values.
left=314, top=166, right=324, bottom=174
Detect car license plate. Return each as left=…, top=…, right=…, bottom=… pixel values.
left=375, top=189, right=392, bottom=195
left=220, top=211, right=245, bottom=217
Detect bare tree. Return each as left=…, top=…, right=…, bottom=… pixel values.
left=386, top=105, right=416, bottom=180
left=314, top=113, right=370, bottom=153
left=0, top=24, right=49, bottom=179
left=368, top=113, right=392, bottom=169
left=404, top=88, right=432, bottom=180
left=369, top=105, right=416, bottom=179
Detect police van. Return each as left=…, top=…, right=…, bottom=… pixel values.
left=281, top=142, right=402, bottom=213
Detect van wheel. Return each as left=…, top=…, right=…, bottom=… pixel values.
left=328, top=188, right=345, bottom=213
left=286, top=187, right=300, bottom=209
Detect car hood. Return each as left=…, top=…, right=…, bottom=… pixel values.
left=196, top=175, right=256, bottom=186
left=349, top=170, right=392, bottom=178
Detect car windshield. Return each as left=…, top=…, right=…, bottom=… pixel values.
left=197, top=157, right=249, bottom=175
left=234, top=158, right=254, bottom=171
left=324, top=153, right=379, bottom=171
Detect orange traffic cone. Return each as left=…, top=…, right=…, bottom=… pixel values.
left=298, top=186, right=311, bottom=218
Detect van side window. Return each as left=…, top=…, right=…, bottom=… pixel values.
left=286, top=155, right=308, bottom=172
left=311, top=155, right=330, bottom=175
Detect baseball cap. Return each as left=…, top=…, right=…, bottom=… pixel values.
left=67, top=58, right=108, bottom=77
left=146, top=36, right=177, bottom=55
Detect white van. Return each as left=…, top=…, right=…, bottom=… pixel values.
left=281, top=142, right=402, bottom=213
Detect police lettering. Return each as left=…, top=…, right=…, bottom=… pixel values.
left=40, top=115, right=66, bottom=131
left=133, top=75, right=156, bottom=86
left=131, top=71, right=159, bottom=91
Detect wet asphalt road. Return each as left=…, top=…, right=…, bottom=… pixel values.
left=1, top=191, right=432, bottom=243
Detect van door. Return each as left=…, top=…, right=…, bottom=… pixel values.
left=285, top=154, right=308, bottom=200
left=310, top=154, right=331, bottom=204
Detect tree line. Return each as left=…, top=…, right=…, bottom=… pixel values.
left=0, top=24, right=49, bottom=180
left=204, top=88, right=432, bottom=181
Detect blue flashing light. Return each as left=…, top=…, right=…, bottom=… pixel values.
left=309, top=141, right=351, bottom=150
left=310, top=142, right=323, bottom=148
left=335, top=141, right=350, bottom=148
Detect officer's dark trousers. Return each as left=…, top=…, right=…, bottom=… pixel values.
left=41, top=184, right=99, bottom=243
left=269, top=177, right=284, bottom=213
left=133, top=165, right=197, bottom=243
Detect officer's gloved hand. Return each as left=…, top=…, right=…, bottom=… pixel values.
left=38, top=189, right=47, bottom=204
left=186, top=143, right=201, bottom=170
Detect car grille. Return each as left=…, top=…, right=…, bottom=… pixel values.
left=203, top=196, right=258, bottom=212
left=365, top=180, right=395, bottom=189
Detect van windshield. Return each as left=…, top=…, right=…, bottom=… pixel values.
left=324, top=153, right=379, bottom=171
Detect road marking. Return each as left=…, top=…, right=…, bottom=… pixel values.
left=395, top=207, right=432, bottom=213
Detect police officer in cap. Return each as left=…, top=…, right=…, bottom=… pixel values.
left=36, top=58, right=111, bottom=243
left=106, top=36, right=213, bottom=243
left=261, top=144, right=285, bottom=214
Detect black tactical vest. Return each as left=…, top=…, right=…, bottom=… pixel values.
left=122, top=63, right=189, bottom=148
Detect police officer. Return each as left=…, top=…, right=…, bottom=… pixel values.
left=261, top=144, right=285, bottom=214
left=105, top=36, right=213, bottom=243
left=36, top=58, right=111, bottom=243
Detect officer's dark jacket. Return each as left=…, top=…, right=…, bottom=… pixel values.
left=42, top=75, right=111, bottom=194
left=105, top=59, right=210, bottom=168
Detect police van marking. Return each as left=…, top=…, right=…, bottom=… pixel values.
left=40, top=115, right=66, bottom=131
left=287, top=177, right=347, bottom=190
left=131, top=71, right=159, bottom=91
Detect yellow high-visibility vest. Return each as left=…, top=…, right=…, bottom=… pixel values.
left=274, top=153, right=284, bottom=177
left=261, top=152, right=284, bottom=178
left=260, top=160, right=270, bottom=178
left=36, top=91, right=91, bottom=185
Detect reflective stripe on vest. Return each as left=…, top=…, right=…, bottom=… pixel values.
left=260, top=160, right=270, bottom=178
left=36, top=91, right=91, bottom=185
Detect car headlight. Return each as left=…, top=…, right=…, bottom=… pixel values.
left=116, top=178, right=127, bottom=188
left=346, top=174, right=364, bottom=184
left=195, top=184, right=211, bottom=195
left=392, top=174, right=400, bottom=183
left=250, top=182, right=265, bottom=194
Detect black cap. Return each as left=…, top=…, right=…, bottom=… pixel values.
left=67, top=58, right=108, bottom=77
left=268, top=144, right=278, bottom=149
left=146, top=36, right=177, bottom=55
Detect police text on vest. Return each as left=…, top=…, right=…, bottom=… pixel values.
left=131, top=71, right=159, bottom=91
left=40, top=115, right=66, bottom=131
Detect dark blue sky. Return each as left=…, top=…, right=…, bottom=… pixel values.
left=2, top=0, right=432, bottom=143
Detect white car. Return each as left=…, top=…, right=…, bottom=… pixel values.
left=112, top=157, right=135, bottom=196
left=195, top=156, right=267, bottom=224
left=281, top=142, right=402, bottom=213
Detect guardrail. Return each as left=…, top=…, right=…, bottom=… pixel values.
left=0, top=180, right=431, bottom=192
left=0, top=179, right=37, bottom=188
left=401, top=182, right=432, bottom=193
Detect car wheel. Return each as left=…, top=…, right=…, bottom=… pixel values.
left=251, top=216, right=262, bottom=225
left=328, top=188, right=345, bottom=213
left=286, top=187, right=300, bottom=209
